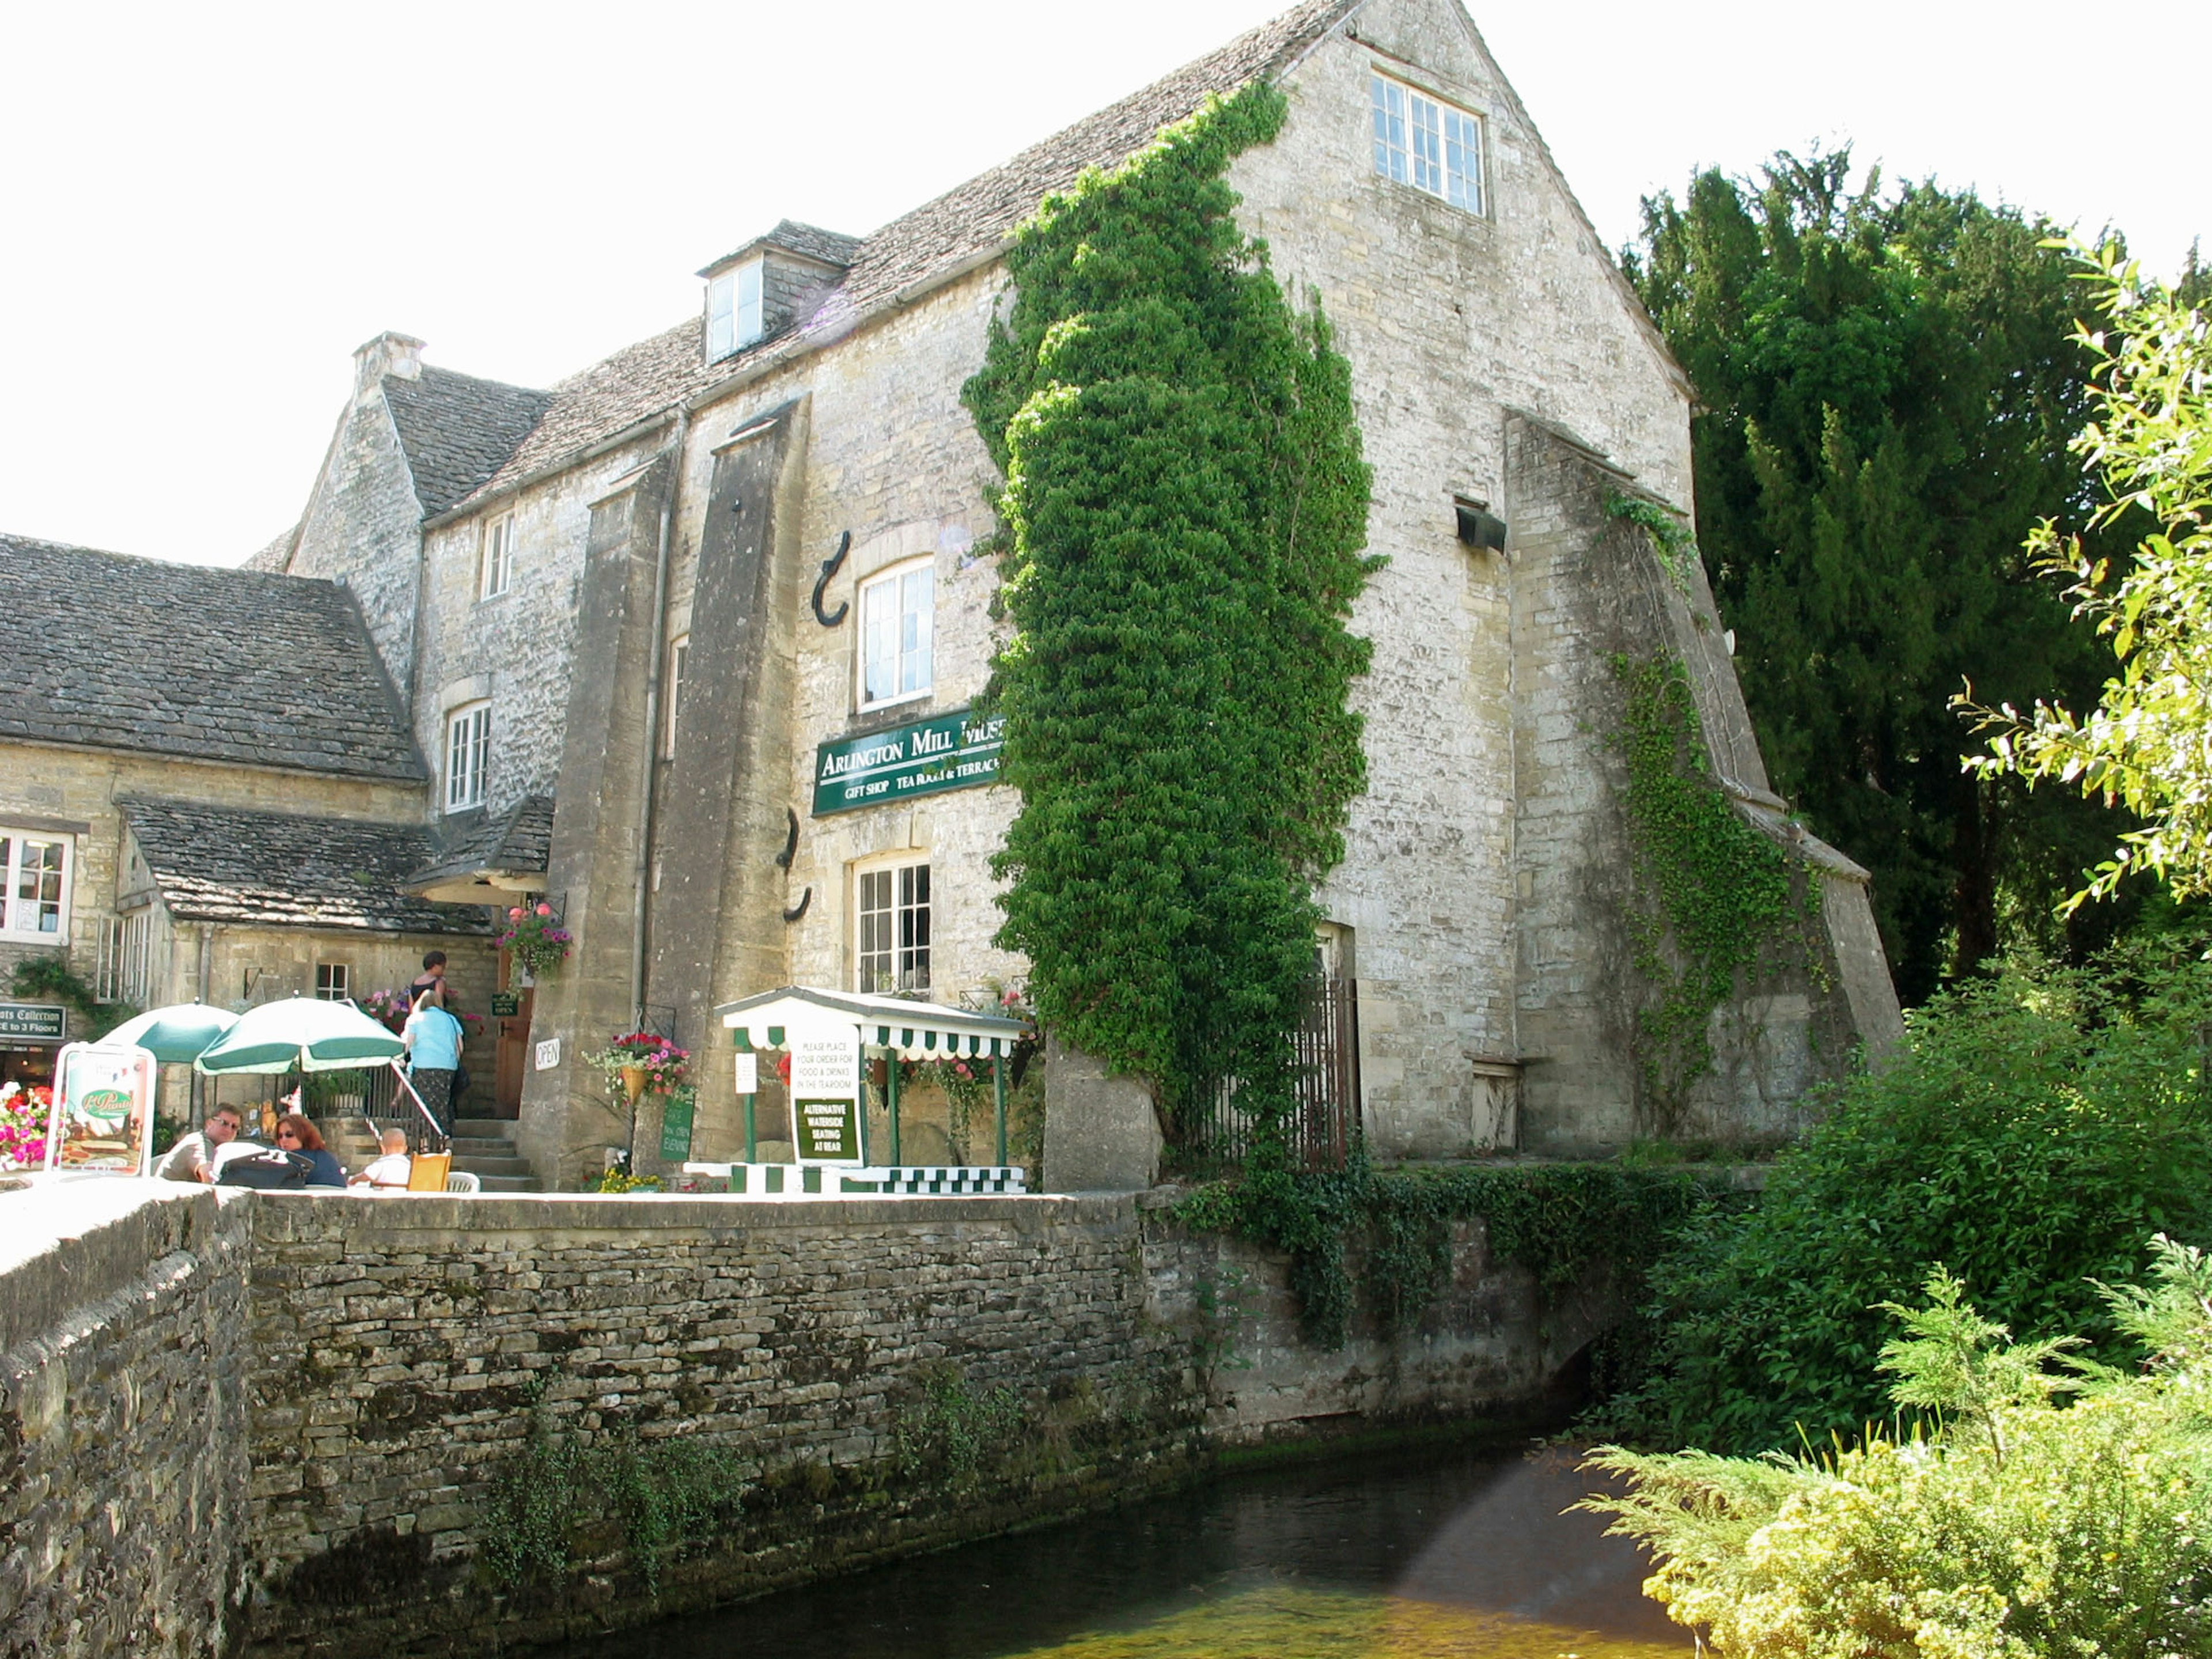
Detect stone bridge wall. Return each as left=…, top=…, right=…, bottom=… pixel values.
left=0, top=1183, right=253, bottom=1659
left=1, top=1184, right=1589, bottom=1659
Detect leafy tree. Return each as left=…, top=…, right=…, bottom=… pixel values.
left=1963, top=247, right=2212, bottom=907
left=1626, top=151, right=2133, bottom=1002
left=963, top=85, right=1374, bottom=1127
left=1588, top=1240, right=2212, bottom=1654
left=1600, top=938, right=2212, bottom=1454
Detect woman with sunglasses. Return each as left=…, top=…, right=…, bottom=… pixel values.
left=273, top=1113, right=347, bottom=1188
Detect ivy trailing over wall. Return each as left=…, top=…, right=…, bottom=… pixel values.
left=1177, top=1157, right=1710, bottom=1350
left=1605, top=490, right=1700, bottom=598
left=9, top=957, right=135, bottom=1039
left=961, top=81, right=1376, bottom=1132
left=1607, top=652, right=1811, bottom=1128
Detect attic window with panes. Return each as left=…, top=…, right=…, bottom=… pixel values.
left=1370, top=71, right=1485, bottom=214
left=706, top=259, right=765, bottom=361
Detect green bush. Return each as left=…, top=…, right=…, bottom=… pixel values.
left=1606, top=943, right=2212, bottom=1452
left=1586, top=1238, right=2212, bottom=1656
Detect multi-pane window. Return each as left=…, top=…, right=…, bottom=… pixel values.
left=1370, top=73, right=1484, bottom=213
left=94, top=911, right=154, bottom=1004
left=480, top=514, right=516, bottom=599
left=0, top=831, right=69, bottom=942
left=315, top=963, right=350, bottom=1001
left=706, top=259, right=765, bottom=360
left=666, top=634, right=690, bottom=756
left=445, top=702, right=491, bottom=813
left=857, top=861, right=930, bottom=993
left=859, top=562, right=934, bottom=707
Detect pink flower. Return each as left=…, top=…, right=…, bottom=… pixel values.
left=509, top=906, right=525, bottom=920
left=535, top=902, right=552, bottom=918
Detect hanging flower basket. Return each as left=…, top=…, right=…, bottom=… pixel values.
left=583, top=1031, right=690, bottom=1100
left=497, top=902, right=571, bottom=979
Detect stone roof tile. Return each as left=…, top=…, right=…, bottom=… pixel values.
left=0, top=534, right=424, bottom=781
left=456, top=0, right=1358, bottom=509
left=382, top=365, right=553, bottom=517
left=407, top=794, right=554, bottom=891
left=120, top=797, right=495, bottom=935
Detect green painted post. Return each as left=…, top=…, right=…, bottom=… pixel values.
left=856, top=1037, right=870, bottom=1167
left=994, top=1046, right=1009, bottom=1166
left=736, top=1030, right=757, bottom=1164
left=886, top=1046, right=902, bottom=1166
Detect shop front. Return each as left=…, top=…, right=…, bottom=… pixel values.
left=0, top=999, right=67, bottom=1093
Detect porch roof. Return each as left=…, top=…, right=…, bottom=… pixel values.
left=714, top=986, right=1027, bottom=1060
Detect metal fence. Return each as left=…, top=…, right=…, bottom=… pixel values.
left=1177, top=975, right=1362, bottom=1171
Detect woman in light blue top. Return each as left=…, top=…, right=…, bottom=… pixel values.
left=402, top=989, right=464, bottom=1135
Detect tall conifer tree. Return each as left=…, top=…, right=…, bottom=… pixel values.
left=1626, top=151, right=2133, bottom=1001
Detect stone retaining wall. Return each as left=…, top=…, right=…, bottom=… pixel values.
left=0, top=1183, right=253, bottom=1659
left=2, top=1184, right=1584, bottom=1659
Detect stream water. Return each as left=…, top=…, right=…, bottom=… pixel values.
left=578, top=1441, right=1687, bottom=1659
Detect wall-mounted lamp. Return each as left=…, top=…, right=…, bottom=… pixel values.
left=1455, top=494, right=1508, bottom=553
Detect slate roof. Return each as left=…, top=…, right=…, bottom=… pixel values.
left=0, top=535, right=424, bottom=781
left=119, top=798, right=495, bottom=935
left=406, top=794, right=554, bottom=891
left=452, top=0, right=1359, bottom=511
left=698, top=218, right=866, bottom=276
left=381, top=365, right=553, bottom=517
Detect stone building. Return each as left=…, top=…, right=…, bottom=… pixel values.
left=234, top=0, right=1889, bottom=1184
left=0, top=535, right=495, bottom=1110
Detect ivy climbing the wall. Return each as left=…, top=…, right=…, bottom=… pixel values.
left=1607, top=651, right=1811, bottom=1128
left=962, top=81, right=1376, bottom=1137
left=1178, top=1156, right=1713, bottom=1350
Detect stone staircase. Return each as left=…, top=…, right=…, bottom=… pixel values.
left=449, top=1118, right=540, bottom=1192
left=321, top=1115, right=540, bottom=1192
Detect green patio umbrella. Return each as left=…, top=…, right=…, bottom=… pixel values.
left=193, top=997, right=407, bottom=1074
left=103, top=1002, right=240, bottom=1066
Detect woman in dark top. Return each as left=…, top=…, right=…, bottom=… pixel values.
left=274, top=1113, right=346, bottom=1188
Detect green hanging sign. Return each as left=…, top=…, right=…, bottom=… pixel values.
left=812, top=709, right=1004, bottom=816
left=658, top=1092, right=696, bottom=1162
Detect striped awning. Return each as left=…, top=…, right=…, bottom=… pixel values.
left=714, top=986, right=1027, bottom=1061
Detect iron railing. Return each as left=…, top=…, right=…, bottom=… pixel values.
left=1178, top=975, right=1362, bottom=1171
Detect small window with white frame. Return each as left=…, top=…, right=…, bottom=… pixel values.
left=315, top=962, right=350, bottom=1001
left=706, top=259, right=765, bottom=361
left=855, top=859, right=930, bottom=994
left=480, top=513, right=517, bottom=600
left=665, top=634, right=690, bottom=757
left=858, top=560, right=934, bottom=709
left=1370, top=71, right=1484, bottom=214
left=0, top=829, right=70, bottom=944
left=445, top=701, right=491, bottom=813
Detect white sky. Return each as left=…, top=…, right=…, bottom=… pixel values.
left=3, top=0, right=2203, bottom=568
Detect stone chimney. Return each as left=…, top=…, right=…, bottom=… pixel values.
left=352, top=331, right=426, bottom=394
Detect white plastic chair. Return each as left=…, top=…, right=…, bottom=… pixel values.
left=444, top=1170, right=482, bottom=1194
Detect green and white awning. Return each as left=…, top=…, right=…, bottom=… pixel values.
left=714, top=986, right=1027, bottom=1060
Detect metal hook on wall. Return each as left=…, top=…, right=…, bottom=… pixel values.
left=810, top=531, right=851, bottom=627
left=782, top=887, right=812, bottom=924
left=775, top=806, right=799, bottom=870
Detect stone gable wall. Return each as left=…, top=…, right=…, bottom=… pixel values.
left=288, top=393, right=427, bottom=702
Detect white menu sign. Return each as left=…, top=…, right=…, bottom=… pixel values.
left=787, top=1024, right=861, bottom=1165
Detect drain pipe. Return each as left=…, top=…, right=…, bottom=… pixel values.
left=630, top=409, right=688, bottom=1032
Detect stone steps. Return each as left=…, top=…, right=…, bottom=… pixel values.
left=446, top=1117, right=540, bottom=1193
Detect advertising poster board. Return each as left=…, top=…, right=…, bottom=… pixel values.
left=788, top=1024, right=861, bottom=1165
left=45, top=1042, right=157, bottom=1176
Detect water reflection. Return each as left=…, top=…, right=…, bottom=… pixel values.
left=577, top=1444, right=1687, bottom=1658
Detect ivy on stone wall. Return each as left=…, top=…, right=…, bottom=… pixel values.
left=961, top=82, right=1376, bottom=1134
left=8, top=957, right=135, bottom=1039
left=1177, top=1157, right=1709, bottom=1350
left=1607, top=651, right=1810, bottom=1128
left=1604, top=491, right=1700, bottom=598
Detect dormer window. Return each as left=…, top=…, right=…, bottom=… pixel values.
left=707, top=259, right=764, bottom=361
